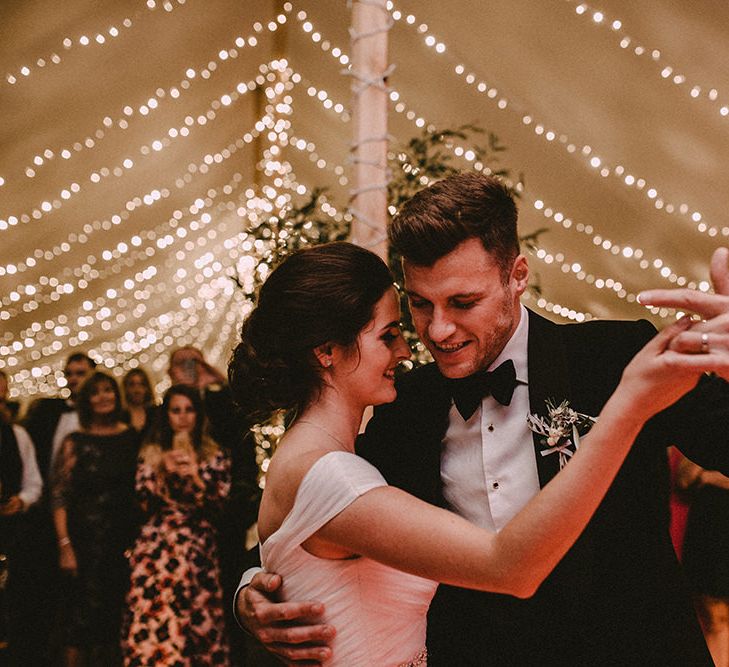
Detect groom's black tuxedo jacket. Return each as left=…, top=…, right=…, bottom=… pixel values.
left=359, top=309, right=729, bottom=666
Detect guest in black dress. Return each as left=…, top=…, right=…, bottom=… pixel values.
left=121, top=368, right=157, bottom=440
left=52, top=372, right=140, bottom=666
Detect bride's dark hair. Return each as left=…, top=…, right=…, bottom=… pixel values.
left=228, top=242, right=395, bottom=420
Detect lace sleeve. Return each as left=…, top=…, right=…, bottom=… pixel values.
left=50, top=435, right=77, bottom=511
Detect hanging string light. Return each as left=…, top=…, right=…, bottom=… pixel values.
left=567, top=1, right=729, bottom=119
left=8, top=13, right=284, bottom=186
left=384, top=1, right=725, bottom=240
left=5, top=0, right=705, bottom=397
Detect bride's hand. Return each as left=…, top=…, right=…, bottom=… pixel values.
left=639, top=247, right=729, bottom=382
left=613, top=316, right=724, bottom=425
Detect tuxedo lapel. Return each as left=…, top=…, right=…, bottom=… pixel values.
left=526, top=309, right=574, bottom=487
left=420, top=367, right=456, bottom=506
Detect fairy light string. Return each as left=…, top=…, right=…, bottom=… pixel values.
left=6, top=11, right=281, bottom=187
left=385, top=1, right=724, bottom=240
left=566, top=1, right=729, bottom=120
left=4, top=0, right=713, bottom=395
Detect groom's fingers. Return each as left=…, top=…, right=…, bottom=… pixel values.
left=639, top=248, right=729, bottom=311
left=710, top=247, right=729, bottom=296
left=268, top=638, right=333, bottom=665
left=638, top=288, right=729, bottom=319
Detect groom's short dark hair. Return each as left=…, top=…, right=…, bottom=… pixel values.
left=388, top=171, right=519, bottom=281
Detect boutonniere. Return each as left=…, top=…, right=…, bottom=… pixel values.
left=527, top=399, right=597, bottom=470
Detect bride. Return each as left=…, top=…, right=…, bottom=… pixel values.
left=228, top=242, right=727, bottom=666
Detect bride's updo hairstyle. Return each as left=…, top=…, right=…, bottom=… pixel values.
left=229, top=241, right=394, bottom=420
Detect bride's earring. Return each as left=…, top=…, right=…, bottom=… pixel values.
left=314, top=344, right=334, bottom=369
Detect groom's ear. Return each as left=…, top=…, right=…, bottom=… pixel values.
left=511, top=255, right=529, bottom=294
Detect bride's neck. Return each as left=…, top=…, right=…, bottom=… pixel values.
left=296, top=393, right=362, bottom=453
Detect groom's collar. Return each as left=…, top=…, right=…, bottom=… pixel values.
left=486, top=303, right=529, bottom=386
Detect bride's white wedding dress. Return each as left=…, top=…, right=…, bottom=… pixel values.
left=261, top=451, right=438, bottom=666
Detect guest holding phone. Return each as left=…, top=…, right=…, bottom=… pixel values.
left=167, top=347, right=260, bottom=662
left=122, top=384, right=231, bottom=666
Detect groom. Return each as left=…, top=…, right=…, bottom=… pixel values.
left=238, top=172, right=729, bottom=665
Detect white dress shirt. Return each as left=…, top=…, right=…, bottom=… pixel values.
left=2, top=424, right=44, bottom=509
left=441, top=304, right=539, bottom=532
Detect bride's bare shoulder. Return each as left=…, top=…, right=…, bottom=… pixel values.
left=267, top=444, right=330, bottom=491
left=258, top=433, right=336, bottom=539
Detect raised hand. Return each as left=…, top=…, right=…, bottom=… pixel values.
left=162, top=449, right=198, bottom=478
left=638, top=248, right=729, bottom=380
left=613, top=316, right=729, bottom=425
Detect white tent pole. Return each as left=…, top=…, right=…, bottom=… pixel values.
left=349, top=0, right=392, bottom=259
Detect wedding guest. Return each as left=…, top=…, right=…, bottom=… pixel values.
left=230, top=240, right=729, bottom=666
left=167, top=346, right=246, bottom=454
left=0, top=373, right=42, bottom=516
left=677, top=458, right=729, bottom=667
left=25, top=352, right=96, bottom=482
left=239, top=174, right=729, bottom=666
left=20, top=351, right=96, bottom=665
left=168, top=346, right=258, bottom=665
left=121, top=368, right=157, bottom=439
left=52, top=372, right=140, bottom=666
left=122, top=384, right=230, bottom=666
left=0, top=373, right=43, bottom=665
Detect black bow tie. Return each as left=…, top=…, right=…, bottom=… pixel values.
left=449, top=359, right=518, bottom=421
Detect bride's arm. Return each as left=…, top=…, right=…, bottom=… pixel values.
left=313, top=316, right=727, bottom=596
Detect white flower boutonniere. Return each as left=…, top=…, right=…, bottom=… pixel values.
left=527, top=399, right=597, bottom=470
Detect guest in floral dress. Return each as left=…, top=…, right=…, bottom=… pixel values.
left=122, top=384, right=231, bottom=666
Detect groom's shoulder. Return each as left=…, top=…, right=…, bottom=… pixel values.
left=380, top=362, right=446, bottom=415
left=555, top=317, right=657, bottom=370
left=395, top=361, right=443, bottom=395
left=561, top=316, right=656, bottom=345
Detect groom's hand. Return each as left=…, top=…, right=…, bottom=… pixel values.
left=237, top=572, right=335, bottom=665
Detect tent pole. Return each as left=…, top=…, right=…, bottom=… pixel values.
left=349, top=0, right=390, bottom=259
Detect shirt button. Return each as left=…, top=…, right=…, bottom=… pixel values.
left=492, top=481, right=500, bottom=490
left=487, top=423, right=494, bottom=432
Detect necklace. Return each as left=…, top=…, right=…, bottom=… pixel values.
left=296, top=420, right=352, bottom=451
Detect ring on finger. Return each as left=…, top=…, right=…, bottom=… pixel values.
left=701, top=332, right=710, bottom=354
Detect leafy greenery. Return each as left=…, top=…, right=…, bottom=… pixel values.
left=387, top=124, right=520, bottom=212
left=230, top=188, right=349, bottom=299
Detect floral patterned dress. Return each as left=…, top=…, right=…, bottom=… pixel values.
left=122, top=445, right=231, bottom=666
